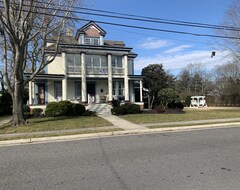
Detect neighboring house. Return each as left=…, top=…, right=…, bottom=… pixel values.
left=27, top=21, right=144, bottom=108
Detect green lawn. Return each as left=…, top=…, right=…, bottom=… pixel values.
left=121, top=109, right=240, bottom=124
left=0, top=116, right=112, bottom=134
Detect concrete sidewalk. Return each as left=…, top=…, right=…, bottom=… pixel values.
left=1, top=115, right=240, bottom=145
left=0, top=116, right=12, bottom=127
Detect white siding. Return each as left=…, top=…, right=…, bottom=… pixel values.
left=47, top=55, right=65, bottom=74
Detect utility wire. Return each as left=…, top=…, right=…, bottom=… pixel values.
left=20, top=0, right=240, bottom=31
left=1, top=0, right=239, bottom=31
left=0, top=4, right=239, bottom=40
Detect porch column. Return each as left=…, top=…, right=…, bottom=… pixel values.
left=62, top=52, right=67, bottom=100
left=140, top=80, right=143, bottom=102
left=107, top=54, right=113, bottom=102
left=124, top=55, right=129, bottom=101
left=29, top=81, right=33, bottom=105
left=81, top=52, right=87, bottom=103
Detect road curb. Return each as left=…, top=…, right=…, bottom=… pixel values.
left=1, top=122, right=240, bottom=147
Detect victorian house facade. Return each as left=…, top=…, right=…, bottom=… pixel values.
left=28, top=21, right=144, bottom=108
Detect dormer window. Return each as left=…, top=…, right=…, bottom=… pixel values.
left=84, top=37, right=100, bottom=45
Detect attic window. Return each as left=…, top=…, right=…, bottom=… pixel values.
left=84, top=37, right=100, bottom=45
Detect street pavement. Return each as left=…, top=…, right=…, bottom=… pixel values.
left=1, top=126, right=240, bottom=190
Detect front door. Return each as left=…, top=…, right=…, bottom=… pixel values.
left=87, top=83, right=95, bottom=103
left=37, top=84, right=45, bottom=105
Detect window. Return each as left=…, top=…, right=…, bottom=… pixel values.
left=113, top=82, right=116, bottom=95
left=75, top=82, right=81, bottom=98
left=84, top=38, right=91, bottom=45
left=84, top=37, right=100, bottom=45
left=112, top=56, right=122, bottom=68
left=119, top=82, right=124, bottom=96
left=86, top=55, right=107, bottom=68
left=54, top=82, right=62, bottom=98
left=66, top=54, right=80, bottom=66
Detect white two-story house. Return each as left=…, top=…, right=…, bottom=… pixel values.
left=27, top=21, right=144, bottom=108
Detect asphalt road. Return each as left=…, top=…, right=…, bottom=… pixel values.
left=1, top=127, right=240, bottom=190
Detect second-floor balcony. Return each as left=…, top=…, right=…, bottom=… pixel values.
left=67, top=66, right=81, bottom=74
left=67, top=66, right=124, bottom=75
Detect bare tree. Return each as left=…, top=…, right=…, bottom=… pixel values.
left=215, top=0, right=240, bottom=62
left=0, top=0, right=81, bottom=126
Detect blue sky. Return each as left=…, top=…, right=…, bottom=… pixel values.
left=84, top=0, right=231, bottom=75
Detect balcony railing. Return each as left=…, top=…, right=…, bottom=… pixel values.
left=86, top=66, right=108, bottom=75
left=112, top=67, right=124, bottom=74
left=67, top=66, right=124, bottom=75
left=67, top=66, right=81, bottom=74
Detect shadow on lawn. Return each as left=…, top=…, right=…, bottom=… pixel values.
left=27, top=116, right=79, bottom=124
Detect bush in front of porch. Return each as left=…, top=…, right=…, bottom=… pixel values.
left=45, top=101, right=87, bottom=117
left=111, top=101, right=140, bottom=115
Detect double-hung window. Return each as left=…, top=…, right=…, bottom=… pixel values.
left=54, top=82, right=62, bottom=99
left=84, top=37, right=100, bottom=45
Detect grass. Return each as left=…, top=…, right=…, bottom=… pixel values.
left=0, top=128, right=122, bottom=141
left=0, top=116, right=112, bottom=134
left=121, top=109, right=240, bottom=124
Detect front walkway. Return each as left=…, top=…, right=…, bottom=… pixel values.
left=99, top=115, right=147, bottom=131
left=0, top=116, right=12, bottom=127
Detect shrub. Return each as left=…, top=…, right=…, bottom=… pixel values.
left=125, top=103, right=140, bottom=114
left=32, top=108, right=43, bottom=117
left=45, top=102, right=60, bottom=117
left=82, top=110, right=96, bottom=116
left=111, top=106, right=127, bottom=115
left=111, top=99, right=120, bottom=108
left=168, top=101, right=184, bottom=110
left=111, top=103, right=140, bottom=115
left=58, top=101, right=73, bottom=116
left=154, top=106, right=166, bottom=113
left=72, top=103, right=86, bottom=116
left=23, top=105, right=30, bottom=118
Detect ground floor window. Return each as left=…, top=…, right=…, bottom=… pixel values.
left=119, top=82, right=124, bottom=96
left=54, top=82, right=62, bottom=99
left=75, top=82, right=81, bottom=98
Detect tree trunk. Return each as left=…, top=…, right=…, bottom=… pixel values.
left=12, top=81, right=26, bottom=126
left=149, top=95, right=155, bottom=109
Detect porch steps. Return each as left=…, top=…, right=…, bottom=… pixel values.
left=89, top=103, right=112, bottom=115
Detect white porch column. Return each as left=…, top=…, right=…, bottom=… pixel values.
left=107, top=54, right=113, bottom=102
left=81, top=52, right=87, bottom=103
left=29, top=81, right=33, bottom=105
left=62, top=52, right=67, bottom=100
left=124, top=55, right=129, bottom=101
left=140, top=80, right=143, bottom=102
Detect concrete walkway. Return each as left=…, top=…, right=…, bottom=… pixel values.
left=99, top=115, right=147, bottom=130
left=0, top=116, right=12, bottom=127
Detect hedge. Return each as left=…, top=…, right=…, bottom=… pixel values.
left=111, top=103, right=140, bottom=115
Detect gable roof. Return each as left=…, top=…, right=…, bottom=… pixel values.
left=75, top=21, right=107, bottom=39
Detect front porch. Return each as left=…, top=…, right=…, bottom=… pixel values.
left=27, top=76, right=144, bottom=106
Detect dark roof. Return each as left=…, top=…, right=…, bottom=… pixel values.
left=47, top=36, right=79, bottom=45
left=76, top=21, right=107, bottom=39
left=104, top=40, right=125, bottom=47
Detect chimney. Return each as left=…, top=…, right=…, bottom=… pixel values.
left=66, top=28, right=73, bottom=36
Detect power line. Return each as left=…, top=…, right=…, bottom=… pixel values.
left=1, top=0, right=238, bottom=31
left=25, top=0, right=240, bottom=31
left=0, top=4, right=239, bottom=40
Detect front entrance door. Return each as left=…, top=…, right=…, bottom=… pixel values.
left=37, top=84, right=45, bottom=105
left=87, top=83, right=95, bottom=103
